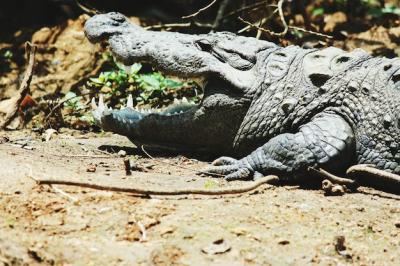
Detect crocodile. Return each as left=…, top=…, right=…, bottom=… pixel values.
left=84, top=12, right=400, bottom=192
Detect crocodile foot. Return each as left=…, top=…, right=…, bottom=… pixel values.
left=203, top=156, right=264, bottom=181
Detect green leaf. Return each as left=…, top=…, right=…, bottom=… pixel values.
left=367, top=7, right=383, bottom=17
left=139, top=74, right=161, bottom=90
left=382, top=5, right=400, bottom=15
left=2, top=50, right=13, bottom=59
left=130, top=63, right=142, bottom=75
left=312, top=7, right=324, bottom=17
left=164, top=79, right=183, bottom=88
left=89, top=77, right=103, bottom=84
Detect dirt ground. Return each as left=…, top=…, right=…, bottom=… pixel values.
left=0, top=130, right=399, bottom=265
left=0, top=2, right=400, bottom=265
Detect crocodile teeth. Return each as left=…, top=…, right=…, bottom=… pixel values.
left=182, top=97, right=188, bottom=103
left=127, top=94, right=133, bottom=108
left=173, top=98, right=180, bottom=105
left=91, top=97, right=97, bottom=109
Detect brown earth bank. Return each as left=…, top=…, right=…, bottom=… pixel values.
left=0, top=130, right=399, bottom=265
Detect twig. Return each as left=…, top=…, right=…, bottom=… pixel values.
left=137, top=220, right=147, bottom=242
left=223, top=1, right=275, bottom=18
left=238, top=0, right=332, bottom=39
left=212, top=0, right=229, bottom=30
left=238, top=16, right=280, bottom=36
left=182, top=0, right=218, bottom=19
left=276, top=0, right=288, bottom=37
left=145, top=23, right=190, bottom=30
left=75, top=0, right=100, bottom=15
left=41, top=152, right=116, bottom=159
left=238, top=9, right=278, bottom=34
left=145, top=21, right=213, bottom=31
left=44, top=92, right=91, bottom=124
left=256, top=18, right=268, bottom=39
left=0, top=43, right=36, bottom=129
left=51, top=185, right=80, bottom=203
left=288, top=26, right=333, bottom=39
left=26, top=164, right=79, bottom=203
left=347, top=164, right=400, bottom=195
left=239, top=0, right=288, bottom=37
left=32, top=175, right=279, bottom=196
left=308, top=167, right=358, bottom=187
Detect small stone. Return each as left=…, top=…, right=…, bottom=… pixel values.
left=395, top=222, right=400, bottom=228
left=86, top=163, right=97, bottom=172
left=118, top=150, right=127, bottom=157
left=201, top=239, right=231, bottom=255
left=331, top=185, right=345, bottom=195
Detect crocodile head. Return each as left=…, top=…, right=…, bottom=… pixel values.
left=85, top=12, right=276, bottom=154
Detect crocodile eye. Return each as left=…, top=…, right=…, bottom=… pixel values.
left=195, top=40, right=212, bottom=52
left=112, top=14, right=126, bottom=23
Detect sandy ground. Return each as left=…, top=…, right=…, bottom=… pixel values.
left=0, top=130, right=399, bottom=265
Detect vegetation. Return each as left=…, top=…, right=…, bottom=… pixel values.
left=88, top=54, right=201, bottom=109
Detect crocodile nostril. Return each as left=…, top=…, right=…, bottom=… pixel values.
left=392, top=74, right=400, bottom=84
left=384, top=64, right=392, bottom=71
left=335, top=56, right=351, bottom=64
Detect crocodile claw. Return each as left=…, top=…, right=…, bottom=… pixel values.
left=202, top=156, right=255, bottom=181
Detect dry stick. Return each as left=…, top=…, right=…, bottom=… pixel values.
left=238, top=0, right=287, bottom=37
left=41, top=152, right=116, bottom=159
left=182, top=0, right=218, bottom=19
left=44, top=92, right=92, bottom=124
left=238, top=0, right=332, bottom=39
left=145, top=23, right=191, bottom=30
left=34, top=146, right=279, bottom=196
left=145, top=21, right=213, bottom=31
left=347, top=164, right=400, bottom=184
left=238, top=9, right=278, bottom=34
left=222, top=1, right=275, bottom=19
left=33, top=175, right=279, bottom=196
left=0, top=43, right=36, bottom=129
left=211, top=0, right=229, bottom=30
left=346, top=165, right=400, bottom=199
left=256, top=18, right=268, bottom=39
left=26, top=165, right=79, bottom=203
left=308, top=167, right=358, bottom=187
left=75, top=0, right=100, bottom=15
left=276, top=0, right=288, bottom=36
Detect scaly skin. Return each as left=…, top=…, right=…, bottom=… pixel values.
left=85, top=12, right=400, bottom=192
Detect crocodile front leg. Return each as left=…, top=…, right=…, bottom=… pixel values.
left=205, top=112, right=356, bottom=181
